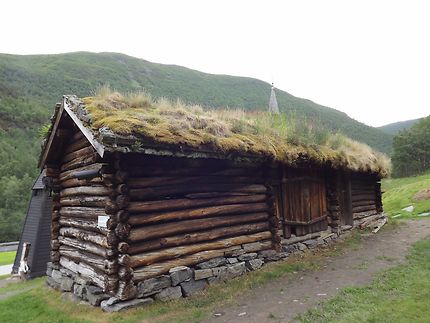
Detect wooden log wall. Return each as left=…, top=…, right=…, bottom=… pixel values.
left=112, top=155, right=138, bottom=300
left=54, top=130, right=119, bottom=293
left=120, top=155, right=278, bottom=282
left=47, top=164, right=61, bottom=266
left=350, top=175, right=379, bottom=220
left=325, top=172, right=340, bottom=229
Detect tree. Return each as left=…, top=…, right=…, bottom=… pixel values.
left=392, top=115, right=430, bottom=177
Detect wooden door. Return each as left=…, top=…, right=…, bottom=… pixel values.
left=281, top=169, right=328, bottom=238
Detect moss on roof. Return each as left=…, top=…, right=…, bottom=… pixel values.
left=78, top=88, right=390, bottom=177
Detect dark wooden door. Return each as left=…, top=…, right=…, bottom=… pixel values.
left=281, top=169, right=328, bottom=238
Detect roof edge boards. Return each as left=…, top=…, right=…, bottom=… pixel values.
left=62, top=96, right=105, bottom=159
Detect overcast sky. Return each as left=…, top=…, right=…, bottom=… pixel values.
left=1, top=0, right=429, bottom=127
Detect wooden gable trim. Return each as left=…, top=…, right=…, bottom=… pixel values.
left=39, top=97, right=106, bottom=170
left=38, top=103, right=64, bottom=169
left=62, top=97, right=105, bottom=158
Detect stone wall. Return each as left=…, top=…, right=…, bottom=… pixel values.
left=46, top=226, right=351, bottom=312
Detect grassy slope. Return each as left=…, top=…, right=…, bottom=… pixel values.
left=382, top=172, right=430, bottom=218
left=299, top=236, right=430, bottom=323
left=378, top=118, right=423, bottom=135
left=0, top=251, right=16, bottom=266
left=0, top=235, right=369, bottom=323
left=0, top=52, right=393, bottom=153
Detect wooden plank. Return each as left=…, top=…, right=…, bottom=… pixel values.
left=39, top=103, right=64, bottom=168
left=63, top=97, right=105, bottom=157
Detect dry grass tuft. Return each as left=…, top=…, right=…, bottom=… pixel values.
left=82, top=88, right=391, bottom=176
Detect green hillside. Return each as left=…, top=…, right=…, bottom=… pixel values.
left=378, top=118, right=424, bottom=135
left=0, top=51, right=393, bottom=241
left=0, top=52, right=393, bottom=151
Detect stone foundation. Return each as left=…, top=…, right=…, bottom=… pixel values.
left=46, top=228, right=347, bottom=312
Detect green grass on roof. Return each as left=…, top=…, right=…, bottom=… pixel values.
left=82, top=87, right=391, bottom=176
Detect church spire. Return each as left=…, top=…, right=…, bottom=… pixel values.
left=268, top=83, right=279, bottom=114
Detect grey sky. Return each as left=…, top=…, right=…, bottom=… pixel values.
left=1, top=0, right=429, bottom=126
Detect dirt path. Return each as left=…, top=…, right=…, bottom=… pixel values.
left=204, top=219, right=430, bottom=323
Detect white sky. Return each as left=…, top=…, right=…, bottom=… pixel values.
left=1, top=0, right=429, bottom=127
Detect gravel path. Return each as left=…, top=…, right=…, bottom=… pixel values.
left=204, top=220, right=430, bottom=323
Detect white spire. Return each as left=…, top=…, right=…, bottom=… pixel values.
left=268, top=83, right=279, bottom=114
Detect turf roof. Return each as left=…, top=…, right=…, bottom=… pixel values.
left=64, top=89, right=391, bottom=177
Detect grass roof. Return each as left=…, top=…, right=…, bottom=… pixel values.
left=78, top=87, right=390, bottom=177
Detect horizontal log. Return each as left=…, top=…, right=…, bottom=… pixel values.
left=129, top=231, right=271, bottom=268
left=59, top=245, right=118, bottom=274
left=352, top=205, right=376, bottom=213
left=59, top=227, right=111, bottom=248
left=59, top=206, right=108, bottom=219
left=105, top=200, right=118, bottom=215
left=128, top=221, right=270, bottom=254
left=352, top=210, right=378, bottom=220
left=118, top=242, right=130, bottom=253
left=116, top=195, right=130, bottom=209
left=113, top=210, right=129, bottom=223
left=127, top=175, right=263, bottom=189
left=133, top=245, right=245, bottom=281
left=59, top=236, right=112, bottom=258
left=60, top=186, right=112, bottom=198
left=64, top=137, right=91, bottom=155
left=60, top=154, right=98, bottom=172
left=129, top=212, right=269, bottom=242
left=59, top=163, right=105, bottom=182
left=351, top=185, right=375, bottom=191
left=351, top=189, right=375, bottom=196
left=281, top=232, right=322, bottom=245
left=128, top=194, right=267, bottom=214
left=59, top=256, right=117, bottom=292
left=62, top=146, right=96, bottom=164
left=58, top=217, right=108, bottom=235
left=129, top=202, right=268, bottom=226
left=129, top=184, right=267, bottom=201
left=116, top=184, right=129, bottom=195
left=60, top=196, right=111, bottom=207
left=351, top=200, right=376, bottom=207
left=351, top=194, right=376, bottom=202
left=185, top=192, right=252, bottom=199
left=61, top=177, right=103, bottom=189
left=115, top=223, right=131, bottom=240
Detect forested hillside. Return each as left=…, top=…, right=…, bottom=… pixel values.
left=392, top=115, right=430, bottom=177
left=0, top=51, right=393, bottom=241
left=378, top=118, right=422, bottom=135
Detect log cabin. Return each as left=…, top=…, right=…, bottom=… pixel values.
left=40, top=93, right=389, bottom=310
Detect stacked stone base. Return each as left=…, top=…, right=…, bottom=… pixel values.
left=46, top=228, right=348, bottom=312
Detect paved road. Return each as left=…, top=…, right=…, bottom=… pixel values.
left=0, top=265, right=12, bottom=276
left=0, top=242, right=18, bottom=252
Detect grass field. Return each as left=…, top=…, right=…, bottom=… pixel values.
left=0, top=234, right=366, bottom=323
left=382, top=171, right=430, bottom=218
left=299, top=236, right=430, bottom=323
left=0, top=251, right=16, bottom=266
